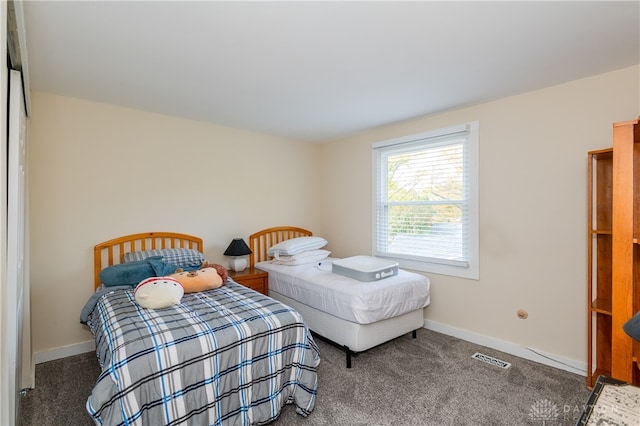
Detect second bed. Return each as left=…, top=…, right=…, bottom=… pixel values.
left=249, top=226, right=431, bottom=367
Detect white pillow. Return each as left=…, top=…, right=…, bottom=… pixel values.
left=267, top=236, right=328, bottom=256
left=271, top=250, right=331, bottom=266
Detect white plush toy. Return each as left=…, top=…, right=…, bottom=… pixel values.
left=134, top=276, right=184, bottom=309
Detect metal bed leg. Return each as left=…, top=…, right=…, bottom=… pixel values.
left=412, top=330, right=417, bottom=338
left=343, top=345, right=354, bottom=368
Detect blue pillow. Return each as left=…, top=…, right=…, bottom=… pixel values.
left=99, top=256, right=181, bottom=287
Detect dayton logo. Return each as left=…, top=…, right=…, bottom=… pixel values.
left=528, top=399, right=559, bottom=425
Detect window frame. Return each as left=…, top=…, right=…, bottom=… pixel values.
left=371, top=121, right=479, bottom=280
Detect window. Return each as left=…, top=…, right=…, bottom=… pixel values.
left=372, top=121, right=479, bottom=279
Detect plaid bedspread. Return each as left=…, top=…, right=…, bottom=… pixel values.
left=85, top=281, right=320, bottom=425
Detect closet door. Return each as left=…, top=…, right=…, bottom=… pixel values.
left=3, top=69, right=28, bottom=425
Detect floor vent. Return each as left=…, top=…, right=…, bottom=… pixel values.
left=471, top=352, right=511, bottom=369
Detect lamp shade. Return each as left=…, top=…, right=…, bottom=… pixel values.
left=224, top=238, right=252, bottom=257
left=623, top=310, right=640, bottom=342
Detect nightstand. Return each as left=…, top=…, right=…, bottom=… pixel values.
left=228, top=267, right=268, bottom=295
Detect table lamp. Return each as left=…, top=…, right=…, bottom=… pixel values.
left=224, top=238, right=252, bottom=272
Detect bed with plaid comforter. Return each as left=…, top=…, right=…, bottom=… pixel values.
left=84, top=280, right=320, bottom=425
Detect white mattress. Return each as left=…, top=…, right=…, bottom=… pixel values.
left=256, top=257, right=430, bottom=325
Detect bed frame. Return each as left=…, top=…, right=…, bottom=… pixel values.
left=249, top=226, right=313, bottom=268
left=89, top=232, right=319, bottom=423
left=93, top=232, right=203, bottom=289
left=249, top=226, right=423, bottom=368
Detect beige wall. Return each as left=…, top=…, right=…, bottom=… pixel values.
left=28, top=65, right=639, bottom=365
left=317, top=65, right=640, bottom=365
left=28, top=93, right=322, bottom=355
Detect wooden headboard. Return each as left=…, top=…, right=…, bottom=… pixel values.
left=249, top=226, right=313, bottom=267
left=93, top=232, right=203, bottom=289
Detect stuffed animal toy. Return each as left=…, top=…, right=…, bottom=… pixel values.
left=171, top=266, right=224, bottom=293
left=201, top=261, right=229, bottom=282
left=134, top=276, right=184, bottom=309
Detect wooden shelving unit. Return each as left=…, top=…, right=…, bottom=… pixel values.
left=587, top=119, right=640, bottom=388
left=587, top=148, right=613, bottom=387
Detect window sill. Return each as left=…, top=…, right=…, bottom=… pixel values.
left=379, top=255, right=479, bottom=280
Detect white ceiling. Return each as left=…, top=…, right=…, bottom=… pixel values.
left=22, top=1, right=640, bottom=142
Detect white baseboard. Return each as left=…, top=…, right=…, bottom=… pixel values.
left=423, top=320, right=587, bottom=376
left=34, top=340, right=95, bottom=365
left=35, top=322, right=587, bottom=377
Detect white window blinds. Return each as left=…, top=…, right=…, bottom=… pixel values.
left=372, top=122, right=479, bottom=279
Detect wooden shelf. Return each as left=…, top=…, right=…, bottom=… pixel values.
left=590, top=147, right=613, bottom=158
left=591, top=298, right=612, bottom=315
left=588, top=368, right=613, bottom=389
left=587, top=118, right=640, bottom=388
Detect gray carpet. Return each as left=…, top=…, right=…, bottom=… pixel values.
left=18, top=329, right=590, bottom=425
